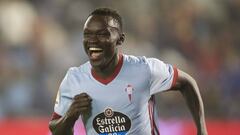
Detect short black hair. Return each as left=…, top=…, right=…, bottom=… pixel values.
left=89, top=8, right=123, bottom=31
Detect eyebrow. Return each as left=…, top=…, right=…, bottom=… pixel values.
left=109, top=26, right=120, bottom=31
left=83, top=28, right=108, bottom=33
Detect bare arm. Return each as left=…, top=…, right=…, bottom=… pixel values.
left=49, top=93, right=92, bottom=135
left=170, top=69, right=208, bottom=135
left=49, top=115, right=76, bottom=135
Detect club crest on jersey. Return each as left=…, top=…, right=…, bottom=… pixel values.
left=125, top=84, right=134, bottom=102
left=92, top=108, right=131, bottom=135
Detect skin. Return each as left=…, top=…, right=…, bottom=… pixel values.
left=49, top=14, right=207, bottom=135
left=170, top=70, right=208, bottom=135
left=83, top=15, right=125, bottom=77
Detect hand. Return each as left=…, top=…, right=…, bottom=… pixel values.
left=65, top=93, right=92, bottom=121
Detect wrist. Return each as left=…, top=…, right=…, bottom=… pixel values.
left=197, top=127, right=208, bottom=135
left=62, top=114, right=78, bottom=128
left=197, top=131, right=208, bottom=135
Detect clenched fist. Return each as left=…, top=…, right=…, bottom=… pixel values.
left=65, top=93, right=92, bottom=121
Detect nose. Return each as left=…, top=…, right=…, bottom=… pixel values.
left=88, top=39, right=98, bottom=44
left=85, top=34, right=98, bottom=44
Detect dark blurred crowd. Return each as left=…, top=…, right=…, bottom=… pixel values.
left=0, top=0, right=239, bottom=119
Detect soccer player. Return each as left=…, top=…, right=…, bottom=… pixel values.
left=49, top=8, right=208, bottom=135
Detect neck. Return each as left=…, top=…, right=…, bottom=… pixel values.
left=92, top=53, right=120, bottom=78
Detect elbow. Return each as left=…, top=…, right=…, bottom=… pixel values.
left=49, top=121, right=54, bottom=133
left=49, top=120, right=58, bottom=134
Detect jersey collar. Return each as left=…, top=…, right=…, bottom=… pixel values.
left=91, top=54, right=123, bottom=85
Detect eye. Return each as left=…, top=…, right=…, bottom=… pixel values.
left=97, top=31, right=110, bottom=36
left=83, top=32, right=94, bottom=39
left=84, top=32, right=91, bottom=36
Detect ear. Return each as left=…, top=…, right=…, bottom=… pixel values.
left=117, top=33, right=125, bottom=45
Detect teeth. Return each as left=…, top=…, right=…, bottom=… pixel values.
left=89, top=47, right=103, bottom=51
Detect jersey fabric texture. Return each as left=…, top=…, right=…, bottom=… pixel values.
left=53, top=54, right=178, bottom=135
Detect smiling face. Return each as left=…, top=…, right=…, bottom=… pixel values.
left=83, top=15, right=124, bottom=70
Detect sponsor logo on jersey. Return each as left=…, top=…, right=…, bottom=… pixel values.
left=92, top=108, right=131, bottom=135
left=125, top=84, right=134, bottom=102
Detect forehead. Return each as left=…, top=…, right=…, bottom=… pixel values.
left=84, top=15, right=120, bottom=31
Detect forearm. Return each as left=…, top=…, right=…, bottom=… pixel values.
left=49, top=115, right=76, bottom=135
left=181, top=81, right=207, bottom=133
left=177, top=70, right=207, bottom=134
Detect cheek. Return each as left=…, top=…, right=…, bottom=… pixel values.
left=83, top=39, right=87, bottom=46
left=98, top=38, right=110, bottom=43
left=100, top=34, right=119, bottom=43
left=83, top=41, right=88, bottom=53
left=105, top=45, right=117, bottom=58
left=105, top=44, right=118, bottom=56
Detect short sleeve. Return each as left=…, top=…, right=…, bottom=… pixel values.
left=54, top=68, right=75, bottom=116
left=147, top=58, right=178, bottom=95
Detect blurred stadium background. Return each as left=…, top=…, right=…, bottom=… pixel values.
left=0, top=0, right=239, bottom=135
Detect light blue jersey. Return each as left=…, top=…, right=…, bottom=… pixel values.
left=54, top=54, right=178, bottom=135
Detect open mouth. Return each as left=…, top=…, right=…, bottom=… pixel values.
left=88, top=47, right=103, bottom=60
left=89, top=47, right=103, bottom=52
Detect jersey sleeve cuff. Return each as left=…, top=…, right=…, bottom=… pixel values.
left=171, top=67, right=178, bottom=88
left=51, top=112, right=62, bottom=120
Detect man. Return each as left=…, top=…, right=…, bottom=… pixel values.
left=49, top=8, right=208, bottom=135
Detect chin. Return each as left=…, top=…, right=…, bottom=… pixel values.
left=90, top=60, right=103, bottom=68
